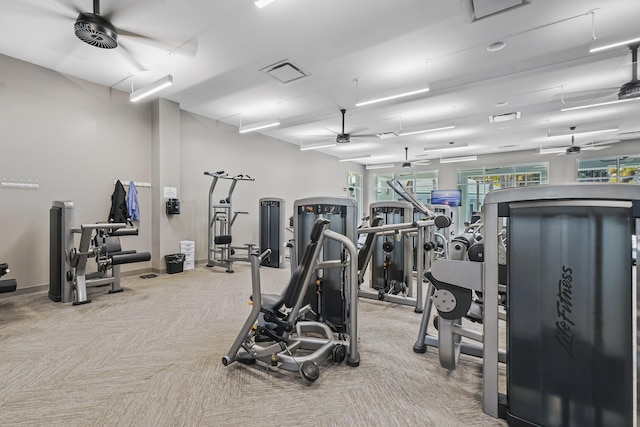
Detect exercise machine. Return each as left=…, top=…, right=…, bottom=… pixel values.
left=222, top=217, right=360, bottom=381
left=0, top=263, right=17, bottom=294
left=368, top=201, right=413, bottom=299
left=484, top=184, right=638, bottom=426
left=293, top=197, right=357, bottom=331
left=258, top=197, right=285, bottom=268
left=204, top=171, right=256, bottom=272
left=357, top=203, right=448, bottom=312
left=423, top=184, right=638, bottom=426
left=49, top=200, right=151, bottom=305
left=413, top=219, right=507, bottom=370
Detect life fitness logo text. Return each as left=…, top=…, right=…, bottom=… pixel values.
left=555, top=265, right=575, bottom=358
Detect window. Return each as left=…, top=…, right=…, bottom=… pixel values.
left=577, top=156, right=640, bottom=183
left=458, top=163, right=548, bottom=227
left=348, top=171, right=364, bottom=221
left=373, top=170, right=439, bottom=204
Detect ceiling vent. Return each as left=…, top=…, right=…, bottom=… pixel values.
left=260, top=60, right=311, bottom=84
left=489, top=111, right=521, bottom=123
left=460, top=0, right=530, bottom=23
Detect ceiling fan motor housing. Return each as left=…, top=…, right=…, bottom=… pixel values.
left=618, top=80, right=640, bottom=100
left=74, top=13, right=118, bottom=49
left=336, top=134, right=350, bottom=143
left=566, top=146, right=581, bottom=155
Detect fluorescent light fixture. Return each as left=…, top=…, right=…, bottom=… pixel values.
left=130, top=74, right=173, bottom=102
left=424, top=142, right=469, bottom=152
left=239, top=120, right=280, bottom=134
left=560, top=97, right=640, bottom=111
left=339, top=154, right=372, bottom=162
left=538, top=147, right=567, bottom=155
left=355, top=88, right=429, bottom=107
left=439, top=155, right=477, bottom=164
left=547, top=126, right=618, bottom=138
left=300, top=142, right=336, bottom=151
left=399, top=125, right=455, bottom=137
left=366, top=163, right=395, bottom=170
left=255, top=0, right=276, bottom=8
left=589, top=37, right=640, bottom=53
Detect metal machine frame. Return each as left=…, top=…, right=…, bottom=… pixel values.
left=204, top=171, right=256, bottom=272
left=49, top=201, right=150, bottom=305
left=357, top=215, right=436, bottom=312
left=222, top=219, right=360, bottom=381
left=293, top=196, right=357, bottom=331
left=424, top=184, right=638, bottom=426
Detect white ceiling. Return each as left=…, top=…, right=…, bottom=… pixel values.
left=2, top=0, right=640, bottom=166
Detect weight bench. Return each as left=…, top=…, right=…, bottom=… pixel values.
left=0, top=263, right=17, bottom=294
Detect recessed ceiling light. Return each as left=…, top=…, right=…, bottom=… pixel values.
left=495, top=101, right=508, bottom=107
left=487, top=41, right=506, bottom=52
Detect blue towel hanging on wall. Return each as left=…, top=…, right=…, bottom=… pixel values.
left=128, top=181, right=140, bottom=221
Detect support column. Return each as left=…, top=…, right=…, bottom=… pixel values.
left=151, top=98, right=181, bottom=272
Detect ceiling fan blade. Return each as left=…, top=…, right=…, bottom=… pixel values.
left=582, top=145, right=613, bottom=151
left=52, top=0, right=83, bottom=15
left=117, top=28, right=199, bottom=57
left=300, top=135, right=335, bottom=140
left=117, top=40, right=147, bottom=72
left=350, top=134, right=379, bottom=138
left=322, top=127, right=339, bottom=135
left=4, top=0, right=75, bottom=20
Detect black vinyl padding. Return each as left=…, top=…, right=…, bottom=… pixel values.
left=261, top=218, right=328, bottom=314
left=111, top=252, right=151, bottom=265
left=0, top=278, right=17, bottom=293
left=110, top=228, right=139, bottom=237
left=214, top=235, right=232, bottom=245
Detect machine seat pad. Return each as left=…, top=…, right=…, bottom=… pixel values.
left=214, top=235, right=232, bottom=245
left=0, top=278, right=17, bottom=293
left=260, top=293, right=284, bottom=312
left=111, top=252, right=151, bottom=265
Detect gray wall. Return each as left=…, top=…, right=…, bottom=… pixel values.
left=0, top=54, right=362, bottom=290
left=0, top=54, right=153, bottom=291
left=178, top=112, right=361, bottom=262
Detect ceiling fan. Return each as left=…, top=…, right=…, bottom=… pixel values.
left=325, top=109, right=379, bottom=144
left=618, top=43, right=640, bottom=100
left=562, top=44, right=640, bottom=105
left=540, top=127, right=618, bottom=155
left=23, top=0, right=196, bottom=71
left=401, top=147, right=431, bottom=167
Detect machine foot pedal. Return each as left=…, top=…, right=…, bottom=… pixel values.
left=108, top=289, right=124, bottom=294
left=73, top=299, right=92, bottom=306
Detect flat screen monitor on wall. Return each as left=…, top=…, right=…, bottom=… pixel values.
left=431, top=189, right=462, bottom=207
